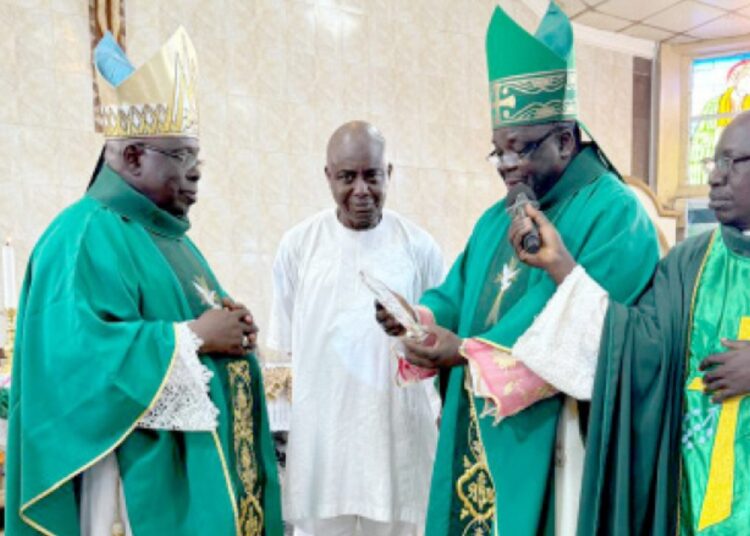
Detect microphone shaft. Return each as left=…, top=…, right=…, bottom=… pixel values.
left=513, top=193, right=540, bottom=254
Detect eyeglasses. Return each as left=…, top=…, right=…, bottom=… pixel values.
left=138, top=144, right=202, bottom=170
left=702, top=154, right=750, bottom=176
left=487, top=128, right=560, bottom=169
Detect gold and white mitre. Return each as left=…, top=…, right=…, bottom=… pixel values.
left=95, top=26, right=199, bottom=139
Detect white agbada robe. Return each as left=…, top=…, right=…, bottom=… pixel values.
left=268, top=209, right=444, bottom=531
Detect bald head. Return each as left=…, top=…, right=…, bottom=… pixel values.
left=325, top=121, right=392, bottom=230
left=708, top=110, right=750, bottom=230
left=727, top=109, right=750, bottom=133
left=326, top=121, right=387, bottom=165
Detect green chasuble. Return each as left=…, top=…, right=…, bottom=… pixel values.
left=422, top=146, right=659, bottom=536
left=579, top=226, right=750, bottom=536
left=6, top=165, right=282, bottom=536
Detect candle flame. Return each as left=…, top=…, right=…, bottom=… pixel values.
left=4, top=237, right=10, bottom=247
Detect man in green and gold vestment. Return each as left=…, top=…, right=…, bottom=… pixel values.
left=6, top=28, right=282, bottom=536
left=510, top=111, right=750, bottom=535
left=376, top=2, right=658, bottom=535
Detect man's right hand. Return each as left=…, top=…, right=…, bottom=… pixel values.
left=189, top=309, right=257, bottom=355
left=374, top=292, right=415, bottom=337
left=509, top=204, right=577, bottom=285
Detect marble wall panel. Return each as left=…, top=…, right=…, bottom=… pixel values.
left=0, top=0, right=635, bottom=355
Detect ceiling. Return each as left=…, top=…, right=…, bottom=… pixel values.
left=557, top=0, right=750, bottom=43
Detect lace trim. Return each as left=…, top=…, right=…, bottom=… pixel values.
left=513, top=265, right=608, bottom=401
left=138, top=323, right=219, bottom=431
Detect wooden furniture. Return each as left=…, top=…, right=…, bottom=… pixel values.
left=625, top=177, right=681, bottom=255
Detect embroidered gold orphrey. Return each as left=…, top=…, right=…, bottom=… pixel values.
left=456, top=375, right=497, bottom=536
left=228, top=361, right=264, bottom=536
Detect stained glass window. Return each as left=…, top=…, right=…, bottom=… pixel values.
left=687, top=52, right=750, bottom=185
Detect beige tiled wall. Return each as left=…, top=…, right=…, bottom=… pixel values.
left=0, top=0, right=634, bottom=354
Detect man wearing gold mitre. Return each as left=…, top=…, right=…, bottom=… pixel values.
left=5, top=27, right=282, bottom=536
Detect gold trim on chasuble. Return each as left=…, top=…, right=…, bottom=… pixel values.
left=228, top=361, right=264, bottom=536
left=681, top=314, right=750, bottom=529
left=490, top=69, right=577, bottom=129
left=19, top=326, right=181, bottom=536
left=455, top=371, right=498, bottom=536
left=684, top=374, right=745, bottom=530
left=675, top=231, right=716, bottom=536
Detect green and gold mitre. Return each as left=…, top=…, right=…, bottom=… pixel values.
left=487, top=1, right=577, bottom=128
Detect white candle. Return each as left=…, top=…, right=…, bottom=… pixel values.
left=3, top=238, right=16, bottom=310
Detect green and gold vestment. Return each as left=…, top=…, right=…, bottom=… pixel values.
left=6, top=166, right=282, bottom=536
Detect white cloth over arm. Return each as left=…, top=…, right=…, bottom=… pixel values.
left=138, top=322, right=218, bottom=430
left=461, top=265, right=610, bottom=421
left=513, top=264, right=610, bottom=400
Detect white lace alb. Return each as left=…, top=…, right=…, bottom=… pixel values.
left=138, top=322, right=218, bottom=431
left=513, top=265, right=609, bottom=401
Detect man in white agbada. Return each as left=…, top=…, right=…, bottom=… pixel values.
left=268, top=121, right=444, bottom=536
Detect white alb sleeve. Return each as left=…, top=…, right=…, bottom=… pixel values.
left=137, top=322, right=218, bottom=431
left=512, top=265, right=609, bottom=400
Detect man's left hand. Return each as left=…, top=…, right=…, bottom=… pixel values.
left=700, top=338, right=750, bottom=403
left=402, top=325, right=465, bottom=369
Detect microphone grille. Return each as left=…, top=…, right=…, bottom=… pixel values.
left=506, top=183, right=537, bottom=207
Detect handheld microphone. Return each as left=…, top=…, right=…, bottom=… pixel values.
left=506, top=184, right=541, bottom=254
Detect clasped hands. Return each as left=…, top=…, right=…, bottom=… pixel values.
left=374, top=299, right=465, bottom=369
left=189, top=297, right=258, bottom=355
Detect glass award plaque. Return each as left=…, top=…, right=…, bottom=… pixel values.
left=359, top=270, right=427, bottom=342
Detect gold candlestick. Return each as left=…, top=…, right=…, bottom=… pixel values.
left=2, top=308, right=16, bottom=375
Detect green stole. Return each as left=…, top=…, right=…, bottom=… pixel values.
left=422, top=146, right=659, bottom=536
left=576, top=227, right=750, bottom=535
left=6, top=166, right=282, bottom=536
left=679, top=228, right=750, bottom=535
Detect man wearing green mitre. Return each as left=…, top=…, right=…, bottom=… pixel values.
left=6, top=28, right=282, bottom=536
left=509, top=110, right=750, bottom=535
left=375, top=2, right=658, bottom=535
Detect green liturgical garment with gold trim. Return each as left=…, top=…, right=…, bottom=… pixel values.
left=420, top=147, right=659, bottom=536
left=578, top=226, right=750, bottom=535
left=6, top=165, right=282, bottom=536
left=680, top=230, right=750, bottom=534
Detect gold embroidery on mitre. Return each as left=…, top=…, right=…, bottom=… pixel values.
left=228, top=361, right=264, bottom=536
left=455, top=372, right=496, bottom=536
left=490, top=68, right=577, bottom=128
left=96, top=26, right=199, bottom=138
